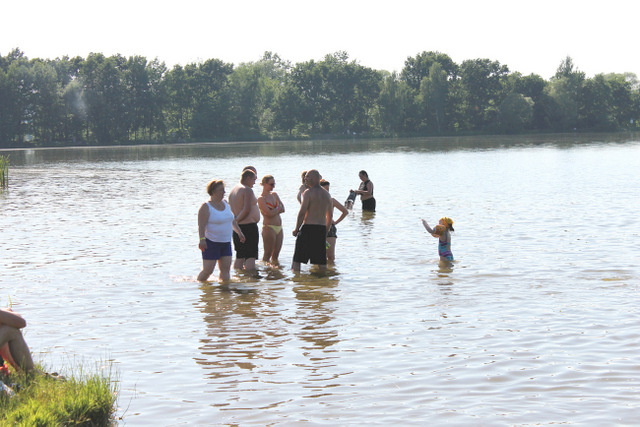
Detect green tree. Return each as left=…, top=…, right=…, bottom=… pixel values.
left=80, top=53, right=129, bottom=144
left=123, top=56, right=166, bottom=141
left=498, top=92, right=534, bottom=133
left=401, top=51, right=457, bottom=91
left=373, top=72, right=410, bottom=134
left=189, top=59, right=233, bottom=139
left=603, top=73, right=639, bottom=128
left=0, top=49, right=27, bottom=146
left=509, top=73, right=549, bottom=129
left=546, top=56, right=585, bottom=131
left=30, top=60, right=65, bottom=144
left=417, top=62, right=449, bottom=133
left=228, top=52, right=288, bottom=137
left=61, top=78, right=87, bottom=143
left=579, top=74, right=615, bottom=130
left=290, top=52, right=381, bottom=134
left=163, top=64, right=194, bottom=140
left=290, top=59, right=327, bottom=132
left=458, top=58, right=510, bottom=130
left=272, top=81, right=303, bottom=136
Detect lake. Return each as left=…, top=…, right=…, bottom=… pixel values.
left=1, top=133, right=639, bottom=425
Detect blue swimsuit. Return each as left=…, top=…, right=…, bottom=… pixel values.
left=438, top=237, right=454, bottom=261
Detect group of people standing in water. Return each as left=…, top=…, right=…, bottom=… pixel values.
left=197, top=165, right=454, bottom=284
left=197, top=167, right=377, bottom=283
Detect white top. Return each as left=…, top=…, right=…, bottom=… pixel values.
left=205, top=201, right=234, bottom=242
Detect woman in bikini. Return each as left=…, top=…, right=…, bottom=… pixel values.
left=258, top=175, right=285, bottom=266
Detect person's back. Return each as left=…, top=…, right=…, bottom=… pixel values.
left=291, top=169, right=333, bottom=272
left=302, top=186, right=332, bottom=226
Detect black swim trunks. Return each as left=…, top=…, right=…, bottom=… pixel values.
left=293, top=224, right=327, bottom=265
left=362, top=197, right=376, bottom=212
left=327, top=223, right=337, bottom=238
left=233, top=223, right=259, bottom=259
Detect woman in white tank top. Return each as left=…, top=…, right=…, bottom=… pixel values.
left=197, top=180, right=245, bottom=283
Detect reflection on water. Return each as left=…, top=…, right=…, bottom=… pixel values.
left=197, top=283, right=263, bottom=379
left=4, top=131, right=638, bottom=166
left=1, top=134, right=639, bottom=425
left=292, top=277, right=340, bottom=351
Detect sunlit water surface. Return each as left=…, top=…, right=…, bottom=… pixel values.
left=1, top=134, right=639, bottom=425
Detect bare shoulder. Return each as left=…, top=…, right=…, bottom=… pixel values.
left=228, top=184, right=240, bottom=198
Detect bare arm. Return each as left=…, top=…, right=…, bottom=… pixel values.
left=232, top=218, right=245, bottom=242
left=293, top=192, right=310, bottom=236
left=297, top=186, right=307, bottom=204
left=257, top=196, right=274, bottom=218
left=332, top=198, right=348, bottom=225
left=0, top=308, right=27, bottom=329
left=198, top=203, right=210, bottom=249
left=326, top=195, right=333, bottom=231
left=258, top=193, right=284, bottom=218
left=421, top=219, right=441, bottom=238
left=276, top=193, right=285, bottom=214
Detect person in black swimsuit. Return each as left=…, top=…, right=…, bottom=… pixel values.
left=353, top=170, right=375, bottom=212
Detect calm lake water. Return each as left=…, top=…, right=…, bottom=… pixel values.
left=1, top=134, right=639, bottom=425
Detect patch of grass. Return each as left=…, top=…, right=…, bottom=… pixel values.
left=0, top=155, right=8, bottom=188
left=0, top=362, right=118, bottom=426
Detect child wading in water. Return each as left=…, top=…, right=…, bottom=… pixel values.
left=421, top=217, right=454, bottom=261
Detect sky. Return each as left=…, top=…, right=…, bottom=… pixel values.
left=2, top=0, right=639, bottom=80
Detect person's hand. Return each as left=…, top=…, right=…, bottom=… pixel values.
left=292, top=229, right=298, bottom=237
left=239, top=233, right=246, bottom=243
left=199, top=239, right=207, bottom=252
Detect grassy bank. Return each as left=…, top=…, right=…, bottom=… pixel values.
left=0, top=155, right=8, bottom=188
left=0, top=362, right=118, bottom=425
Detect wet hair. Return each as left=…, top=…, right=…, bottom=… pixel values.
left=359, top=170, right=369, bottom=178
left=206, top=179, right=224, bottom=195
left=241, top=169, right=256, bottom=181
left=320, top=179, right=330, bottom=187
left=243, top=166, right=256, bottom=173
left=301, top=171, right=307, bottom=183
left=261, top=175, right=274, bottom=186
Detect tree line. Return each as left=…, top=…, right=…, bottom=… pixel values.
left=1, top=48, right=639, bottom=147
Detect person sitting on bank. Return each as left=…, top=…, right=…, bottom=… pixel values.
left=0, top=307, right=35, bottom=373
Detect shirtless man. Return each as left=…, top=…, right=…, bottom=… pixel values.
left=291, top=169, right=333, bottom=272
left=0, top=308, right=35, bottom=372
left=228, top=167, right=261, bottom=271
